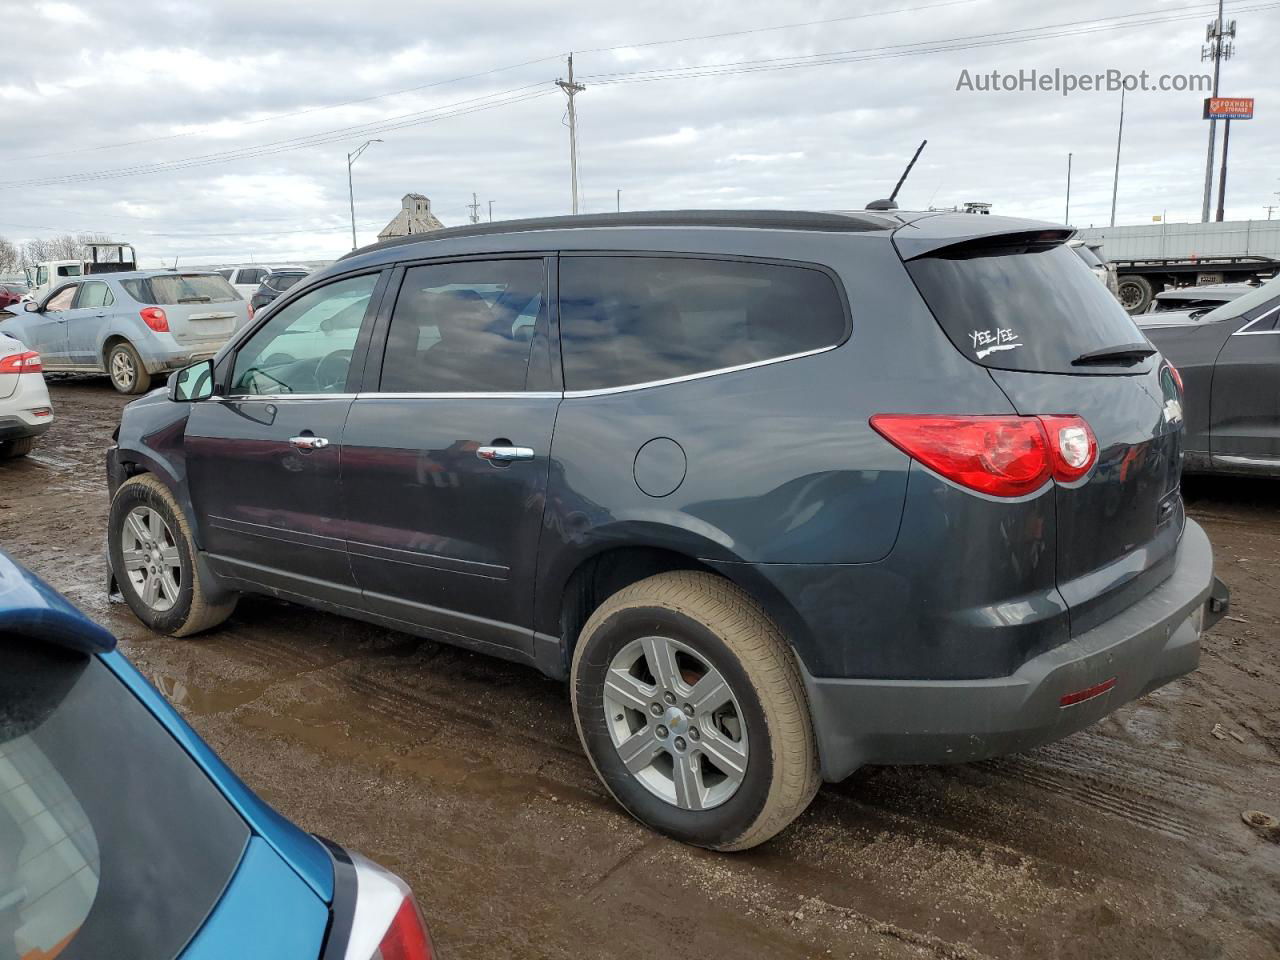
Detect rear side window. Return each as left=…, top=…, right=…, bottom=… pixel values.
left=238, top=268, right=267, bottom=285
left=558, top=256, right=847, bottom=392
left=267, top=273, right=303, bottom=293
left=905, top=239, right=1146, bottom=373
left=0, top=638, right=248, bottom=960
left=121, top=274, right=240, bottom=305
left=377, top=260, right=545, bottom=393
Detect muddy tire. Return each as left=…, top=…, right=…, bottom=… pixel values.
left=571, top=571, right=820, bottom=851
left=108, top=474, right=236, bottom=636
left=1117, top=275, right=1154, bottom=314
left=0, top=436, right=35, bottom=459
left=106, top=341, right=152, bottom=394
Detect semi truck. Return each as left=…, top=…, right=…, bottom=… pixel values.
left=1074, top=219, right=1280, bottom=314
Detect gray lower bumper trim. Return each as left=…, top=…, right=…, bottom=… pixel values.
left=804, top=519, right=1217, bottom=782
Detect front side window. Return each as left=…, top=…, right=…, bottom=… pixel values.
left=558, top=256, right=848, bottom=391
left=377, top=260, right=545, bottom=393
left=75, top=282, right=113, bottom=309
left=34, top=268, right=47, bottom=287
left=230, top=273, right=378, bottom=395
left=43, top=286, right=77, bottom=313
left=216, top=269, right=233, bottom=280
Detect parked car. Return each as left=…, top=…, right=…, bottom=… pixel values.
left=106, top=209, right=1228, bottom=851
left=1146, top=282, right=1252, bottom=316
left=0, top=332, right=53, bottom=458
left=1068, top=239, right=1119, bottom=296
left=0, top=548, right=436, bottom=960
left=0, top=283, right=27, bottom=312
left=0, top=270, right=250, bottom=394
left=216, top=265, right=273, bottom=299
left=250, top=267, right=309, bottom=314
left=1139, top=276, right=1280, bottom=476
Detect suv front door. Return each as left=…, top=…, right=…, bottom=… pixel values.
left=341, top=257, right=558, bottom=663
left=184, top=271, right=387, bottom=600
left=26, top=284, right=78, bottom=364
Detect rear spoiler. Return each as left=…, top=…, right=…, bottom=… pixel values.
left=891, top=212, right=1073, bottom=261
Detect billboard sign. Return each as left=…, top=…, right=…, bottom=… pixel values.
left=1203, top=97, right=1255, bottom=119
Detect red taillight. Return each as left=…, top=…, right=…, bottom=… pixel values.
left=140, top=307, right=169, bottom=332
left=0, top=350, right=42, bottom=374
left=1039, top=414, right=1098, bottom=484
left=375, top=896, right=434, bottom=960
left=870, top=413, right=1098, bottom=497
left=1164, top=360, right=1184, bottom=395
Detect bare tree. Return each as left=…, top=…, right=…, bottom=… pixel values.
left=0, top=236, right=18, bottom=275
left=20, top=232, right=114, bottom=266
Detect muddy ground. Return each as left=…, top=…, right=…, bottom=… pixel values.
left=2, top=378, right=1277, bottom=960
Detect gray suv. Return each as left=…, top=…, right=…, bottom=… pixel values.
left=105, top=210, right=1227, bottom=850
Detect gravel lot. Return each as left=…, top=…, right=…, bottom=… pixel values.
left=3, top=378, right=1278, bottom=960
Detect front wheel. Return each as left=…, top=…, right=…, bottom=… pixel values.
left=106, top=341, right=152, bottom=394
left=108, top=474, right=237, bottom=636
left=571, top=571, right=820, bottom=851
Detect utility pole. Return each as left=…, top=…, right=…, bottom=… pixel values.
left=1110, top=89, right=1125, bottom=228
left=1200, top=0, right=1235, bottom=222
left=556, top=53, right=586, bottom=215
left=1064, top=152, right=1072, bottom=224
left=467, top=193, right=481, bottom=225
left=1264, top=204, right=1277, bottom=220
left=347, top=139, right=382, bottom=251
left=488, top=200, right=494, bottom=223
left=616, top=188, right=621, bottom=213
left=1215, top=119, right=1231, bottom=222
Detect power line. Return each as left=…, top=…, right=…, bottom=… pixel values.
left=582, top=1, right=1276, bottom=85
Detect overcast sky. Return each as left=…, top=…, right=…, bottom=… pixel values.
left=0, top=0, right=1275, bottom=267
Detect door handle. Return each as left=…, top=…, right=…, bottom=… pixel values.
left=476, top=445, right=534, bottom=463
left=289, top=435, right=330, bottom=451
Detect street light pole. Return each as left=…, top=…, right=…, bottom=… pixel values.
left=347, top=139, right=383, bottom=250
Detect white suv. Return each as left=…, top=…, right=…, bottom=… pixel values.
left=0, top=333, right=53, bottom=458
left=216, top=266, right=271, bottom=299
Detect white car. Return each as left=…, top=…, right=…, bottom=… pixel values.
left=215, top=266, right=272, bottom=299
left=0, top=333, right=53, bottom=458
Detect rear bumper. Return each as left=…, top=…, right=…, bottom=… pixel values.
left=143, top=346, right=223, bottom=375
left=0, top=413, right=52, bottom=441
left=804, top=518, right=1223, bottom=781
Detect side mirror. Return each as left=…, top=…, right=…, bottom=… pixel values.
left=23, top=301, right=39, bottom=313
left=168, top=358, right=215, bottom=402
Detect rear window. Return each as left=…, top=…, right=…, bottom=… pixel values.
left=121, top=274, right=240, bottom=305
left=559, top=256, right=848, bottom=391
left=905, top=239, right=1147, bottom=374
left=267, top=273, right=304, bottom=293
left=0, top=638, right=249, bottom=959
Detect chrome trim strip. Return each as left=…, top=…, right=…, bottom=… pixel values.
left=220, top=393, right=357, bottom=401
left=353, top=391, right=561, bottom=400
left=1214, top=454, right=1280, bottom=468
left=561, top=344, right=836, bottom=398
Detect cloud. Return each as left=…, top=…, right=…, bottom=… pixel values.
left=0, top=0, right=1273, bottom=266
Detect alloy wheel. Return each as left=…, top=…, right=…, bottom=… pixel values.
left=120, top=506, right=181, bottom=612
left=602, top=635, right=749, bottom=811
left=110, top=350, right=135, bottom=391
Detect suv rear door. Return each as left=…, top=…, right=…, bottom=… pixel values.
left=125, top=273, right=247, bottom=346
left=1206, top=286, right=1280, bottom=468
left=185, top=270, right=387, bottom=598
left=902, top=228, right=1184, bottom=635
left=340, top=257, right=558, bottom=662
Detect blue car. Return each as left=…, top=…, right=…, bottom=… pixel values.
left=0, top=551, right=435, bottom=960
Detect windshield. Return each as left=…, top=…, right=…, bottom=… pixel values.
left=121, top=274, right=240, bottom=305
left=1, top=639, right=249, bottom=960
left=905, top=239, right=1148, bottom=374
left=1198, top=277, right=1280, bottom=323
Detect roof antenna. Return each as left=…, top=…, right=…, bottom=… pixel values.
left=866, top=139, right=927, bottom=211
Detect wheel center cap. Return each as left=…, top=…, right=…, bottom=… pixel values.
left=664, top=707, right=687, bottom=733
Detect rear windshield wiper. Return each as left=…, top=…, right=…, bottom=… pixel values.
left=178, top=296, right=212, bottom=304
left=1071, top=343, right=1157, bottom=367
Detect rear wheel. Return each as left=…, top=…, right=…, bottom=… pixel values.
left=0, top=436, right=35, bottom=459
left=571, top=571, right=820, bottom=851
left=107, top=341, right=152, bottom=394
left=1117, top=275, right=1154, bottom=314
left=108, top=474, right=236, bottom=636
